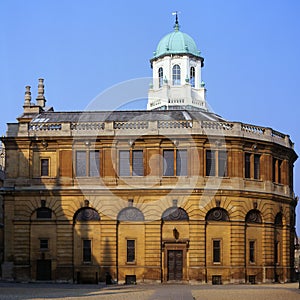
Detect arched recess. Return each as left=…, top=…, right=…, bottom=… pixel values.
left=205, top=208, right=230, bottom=222
left=74, top=207, right=101, bottom=222
left=36, top=207, right=53, bottom=219
left=275, top=212, right=283, bottom=227
left=117, top=207, right=145, bottom=283
left=245, top=209, right=262, bottom=224
left=161, top=206, right=189, bottom=282
left=73, top=207, right=101, bottom=284
left=30, top=205, right=56, bottom=281
left=117, top=207, right=145, bottom=222
left=245, top=209, right=263, bottom=283
left=162, top=207, right=189, bottom=221
left=205, top=207, right=230, bottom=282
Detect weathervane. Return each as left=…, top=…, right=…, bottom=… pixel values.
left=172, top=11, right=181, bottom=30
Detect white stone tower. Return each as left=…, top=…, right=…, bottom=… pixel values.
left=147, top=14, right=207, bottom=111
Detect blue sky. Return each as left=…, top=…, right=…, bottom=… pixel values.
left=1, top=0, right=300, bottom=231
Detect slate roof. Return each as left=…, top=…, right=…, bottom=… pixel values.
left=30, top=109, right=225, bottom=124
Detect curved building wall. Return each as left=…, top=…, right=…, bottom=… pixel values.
left=1, top=112, right=297, bottom=284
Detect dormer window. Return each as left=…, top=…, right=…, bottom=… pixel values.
left=158, top=67, right=163, bottom=88
left=172, top=65, right=181, bottom=85
left=190, top=67, right=195, bottom=87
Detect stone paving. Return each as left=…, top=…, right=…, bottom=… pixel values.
left=0, top=282, right=299, bottom=300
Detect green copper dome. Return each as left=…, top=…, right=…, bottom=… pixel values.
left=153, top=23, right=201, bottom=59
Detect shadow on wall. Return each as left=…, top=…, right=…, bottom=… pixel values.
left=0, top=136, right=115, bottom=283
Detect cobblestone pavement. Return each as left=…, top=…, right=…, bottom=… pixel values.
left=0, top=282, right=299, bottom=300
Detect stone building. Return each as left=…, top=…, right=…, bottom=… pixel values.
left=0, top=18, right=298, bottom=284
left=0, top=146, right=4, bottom=275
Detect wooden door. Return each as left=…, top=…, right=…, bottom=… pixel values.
left=36, top=259, right=52, bottom=280
left=167, top=250, right=183, bottom=281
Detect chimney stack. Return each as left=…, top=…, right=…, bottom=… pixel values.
left=24, top=85, right=31, bottom=106
left=36, top=78, right=46, bottom=108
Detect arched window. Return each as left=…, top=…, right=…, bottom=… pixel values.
left=172, top=65, right=181, bottom=85
left=158, top=67, right=163, bottom=88
left=245, top=209, right=262, bottom=223
left=74, top=208, right=100, bottom=221
left=206, top=208, right=230, bottom=221
left=275, top=212, right=283, bottom=227
left=190, top=67, right=195, bottom=87
left=118, top=207, right=144, bottom=221
left=162, top=207, right=189, bottom=221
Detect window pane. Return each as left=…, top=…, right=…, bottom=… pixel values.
left=76, top=151, right=87, bottom=177
left=218, top=151, right=227, bottom=177
left=213, top=240, right=221, bottom=263
left=206, top=150, right=216, bottom=176
left=158, top=67, right=163, bottom=88
left=127, top=240, right=135, bottom=263
left=172, top=64, right=181, bottom=85
left=249, top=241, right=255, bottom=263
left=89, top=150, right=100, bottom=177
left=278, top=159, right=282, bottom=183
left=40, top=239, right=49, bottom=249
left=41, top=159, right=49, bottom=176
left=272, top=158, right=276, bottom=182
left=163, top=150, right=174, bottom=176
left=176, top=150, right=187, bottom=176
left=245, top=153, right=251, bottom=178
left=132, top=150, right=143, bottom=176
left=119, top=150, right=130, bottom=176
left=254, top=154, right=260, bottom=179
left=190, top=67, right=195, bottom=87
left=83, top=239, right=91, bottom=262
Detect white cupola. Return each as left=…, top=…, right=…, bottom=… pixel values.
left=147, top=15, right=207, bottom=111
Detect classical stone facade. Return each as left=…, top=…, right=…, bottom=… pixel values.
left=0, top=146, right=4, bottom=274
left=0, top=19, right=298, bottom=284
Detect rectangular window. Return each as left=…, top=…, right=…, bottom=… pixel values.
left=132, top=150, right=144, bottom=176
left=218, top=151, right=228, bottom=177
left=119, top=150, right=144, bottom=176
left=272, top=157, right=276, bottom=182
left=249, top=240, right=255, bottom=263
left=163, top=150, right=174, bottom=176
left=245, top=153, right=251, bottom=178
left=176, top=150, right=187, bottom=176
left=83, top=239, right=92, bottom=263
left=119, top=150, right=130, bottom=176
left=127, top=239, right=135, bottom=263
left=213, top=240, right=221, bottom=263
left=278, top=159, right=282, bottom=183
left=89, top=150, right=100, bottom=177
left=41, top=158, right=49, bottom=176
left=76, top=151, right=87, bottom=177
left=40, top=239, right=49, bottom=250
left=272, top=158, right=283, bottom=184
left=206, top=150, right=216, bottom=176
left=254, top=154, right=260, bottom=179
